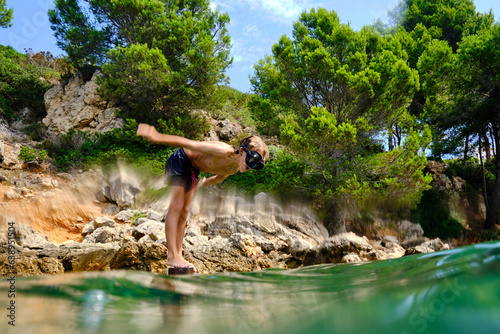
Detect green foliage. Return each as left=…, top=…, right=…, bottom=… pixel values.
left=43, top=120, right=174, bottom=173
left=250, top=8, right=419, bottom=136
left=444, top=159, right=495, bottom=191
left=396, top=0, right=494, bottom=50
left=281, top=106, right=432, bottom=215
left=222, top=146, right=308, bottom=197
left=410, top=188, right=465, bottom=239
left=129, top=211, right=147, bottom=225
left=19, top=146, right=49, bottom=164
left=0, top=0, right=13, bottom=28
left=0, top=46, right=54, bottom=121
left=208, top=86, right=254, bottom=128
left=49, top=0, right=232, bottom=136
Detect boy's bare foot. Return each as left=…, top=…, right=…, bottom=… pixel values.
left=167, top=256, right=197, bottom=272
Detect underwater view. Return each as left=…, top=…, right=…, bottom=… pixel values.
left=1, top=241, right=499, bottom=334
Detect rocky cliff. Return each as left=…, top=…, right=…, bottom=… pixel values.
left=42, top=71, right=124, bottom=136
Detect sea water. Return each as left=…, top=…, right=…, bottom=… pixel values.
left=1, top=241, right=499, bottom=334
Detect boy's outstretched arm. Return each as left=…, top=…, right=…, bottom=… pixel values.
left=137, top=123, right=226, bottom=155
left=197, top=175, right=229, bottom=189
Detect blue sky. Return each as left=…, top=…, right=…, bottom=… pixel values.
left=1, top=0, right=499, bottom=93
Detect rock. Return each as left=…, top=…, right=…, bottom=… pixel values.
left=380, top=242, right=406, bottom=259
left=57, top=172, right=73, bottom=181
left=132, top=220, right=165, bottom=242
left=15, top=224, right=55, bottom=249
left=0, top=173, right=7, bottom=182
left=92, top=217, right=117, bottom=228
left=405, top=238, right=449, bottom=255
left=109, top=237, right=168, bottom=272
left=41, top=178, right=54, bottom=188
left=81, top=222, right=95, bottom=237
left=397, top=220, right=424, bottom=243
left=0, top=141, right=22, bottom=169
left=427, top=161, right=449, bottom=175
left=433, top=173, right=453, bottom=190
left=146, top=210, right=163, bottom=222
left=42, top=71, right=124, bottom=135
left=103, top=167, right=142, bottom=207
left=218, top=119, right=241, bottom=141
left=382, top=235, right=400, bottom=244
left=4, top=188, right=21, bottom=200
left=83, top=226, right=123, bottom=244
left=115, top=209, right=139, bottom=222
left=452, top=176, right=465, bottom=190
left=342, top=253, right=361, bottom=263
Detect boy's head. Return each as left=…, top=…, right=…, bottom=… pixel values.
left=239, top=136, right=269, bottom=170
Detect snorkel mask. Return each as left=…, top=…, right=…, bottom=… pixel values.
left=240, top=145, right=265, bottom=170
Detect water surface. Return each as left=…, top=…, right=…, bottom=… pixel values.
left=1, top=241, right=500, bottom=334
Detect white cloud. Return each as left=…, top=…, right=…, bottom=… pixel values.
left=212, top=0, right=314, bottom=24
left=243, top=24, right=261, bottom=38
left=262, top=0, right=305, bottom=19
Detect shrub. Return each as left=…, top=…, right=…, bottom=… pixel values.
left=410, top=188, right=465, bottom=239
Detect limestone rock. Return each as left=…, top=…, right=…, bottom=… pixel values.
left=15, top=224, right=55, bottom=249
left=103, top=167, right=142, bottom=207
left=4, top=188, right=21, bottom=200
left=0, top=141, right=22, bottom=169
left=218, top=119, right=242, bottom=141
left=131, top=220, right=165, bottom=242
left=42, top=71, right=124, bottom=135
left=398, top=220, right=424, bottom=243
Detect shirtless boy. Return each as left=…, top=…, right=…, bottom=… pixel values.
left=136, top=123, right=269, bottom=271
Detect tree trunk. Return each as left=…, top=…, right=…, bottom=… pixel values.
left=490, top=127, right=496, bottom=156
left=484, top=134, right=491, bottom=162
left=463, top=135, right=469, bottom=167
left=388, top=131, right=394, bottom=151
left=484, top=122, right=500, bottom=230
left=479, top=142, right=488, bottom=212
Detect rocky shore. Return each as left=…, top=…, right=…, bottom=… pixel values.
left=0, top=166, right=450, bottom=277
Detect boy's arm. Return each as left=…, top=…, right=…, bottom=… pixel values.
left=197, top=175, right=229, bottom=189
left=137, top=123, right=226, bottom=155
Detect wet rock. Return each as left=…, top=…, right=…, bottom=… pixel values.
left=342, top=253, right=362, bottom=263
left=406, top=238, right=450, bottom=255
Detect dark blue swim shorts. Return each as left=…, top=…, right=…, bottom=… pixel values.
left=165, top=148, right=200, bottom=191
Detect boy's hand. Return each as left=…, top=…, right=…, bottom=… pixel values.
left=197, top=177, right=207, bottom=189
left=137, top=123, right=158, bottom=142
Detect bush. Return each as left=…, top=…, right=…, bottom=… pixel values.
left=221, top=146, right=309, bottom=198
left=444, top=158, right=495, bottom=192
left=410, top=188, right=465, bottom=239
left=0, top=46, right=53, bottom=121
left=43, top=120, right=174, bottom=173
left=19, top=146, right=48, bottom=163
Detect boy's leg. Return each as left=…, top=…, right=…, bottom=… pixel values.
left=165, top=185, right=188, bottom=267
left=176, top=185, right=196, bottom=263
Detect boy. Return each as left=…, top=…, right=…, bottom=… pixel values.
left=136, top=123, right=269, bottom=271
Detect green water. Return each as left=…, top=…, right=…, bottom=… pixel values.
left=1, top=241, right=500, bottom=334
